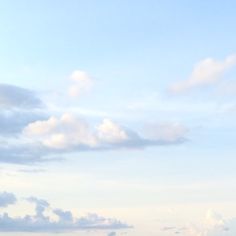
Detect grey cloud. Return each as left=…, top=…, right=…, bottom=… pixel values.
left=0, top=194, right=131, bottom=233
left=0, top=144, right=52, bottom=164
left=0, top=192, right=17, bottom=207
left=27, top=197, right=50, bottom=218
left=0, top=84, right=43, bottom=109
left=108, top=232, right=116, bottom=236
left=53, top=209, right=73, bottom=223
left=0, top=110, right=47, bottom=136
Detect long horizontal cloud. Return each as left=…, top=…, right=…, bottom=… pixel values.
left=0, top=84, right=43, bottom=109
left=23, top=113, right=188, bottom=151
left=0, top=81, right=188, bottom=164
left=0, top=113, right=188, bottom=164
left=0, top=193, right=131, bottom=233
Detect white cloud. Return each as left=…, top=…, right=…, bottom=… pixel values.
left=97, top=119, right=129, bottom=144
left=23, top=114, right=131, bottom=149
left=170, top=54, right=236, bottom=93
left=23, top=113, right=97, bottom=149
left=23, top=113, right=188, bottom=151
left=68, top=70, right=93, bottom=97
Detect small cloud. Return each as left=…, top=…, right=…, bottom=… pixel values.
left=145, top=122, right=188, bottom=142
left=68, top=70, right=93, bottom=97
left=169, top=54, right=236, bottom=93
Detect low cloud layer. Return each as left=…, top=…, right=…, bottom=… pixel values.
left=0, top=193, right=131, bottom=233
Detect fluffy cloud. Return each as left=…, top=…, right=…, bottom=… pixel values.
left=0, top=84, right=43, bottom=108
left=23, top=113, right=98, bottom=149
left=68, top=70, right=93, bottom=97
left=0, top=192, right=16, bottom=207
left=170, top=54, right=236, bottom=93
left=23, top=113, right=187, bottom=151
left=97, top=119, right=129, bottom=144
left=0, top=193, right=131, bottom=233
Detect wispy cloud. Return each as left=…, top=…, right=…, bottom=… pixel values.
left=169, top=54, right=236, bottom=93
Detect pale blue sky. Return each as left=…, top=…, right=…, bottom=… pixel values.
left=0, top=1, right=236, bottom=236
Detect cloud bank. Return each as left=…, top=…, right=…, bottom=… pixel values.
left=0, top=193, right=131, bottom=233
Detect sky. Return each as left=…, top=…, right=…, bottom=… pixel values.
left=0, top=1, right=236, bottom=235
